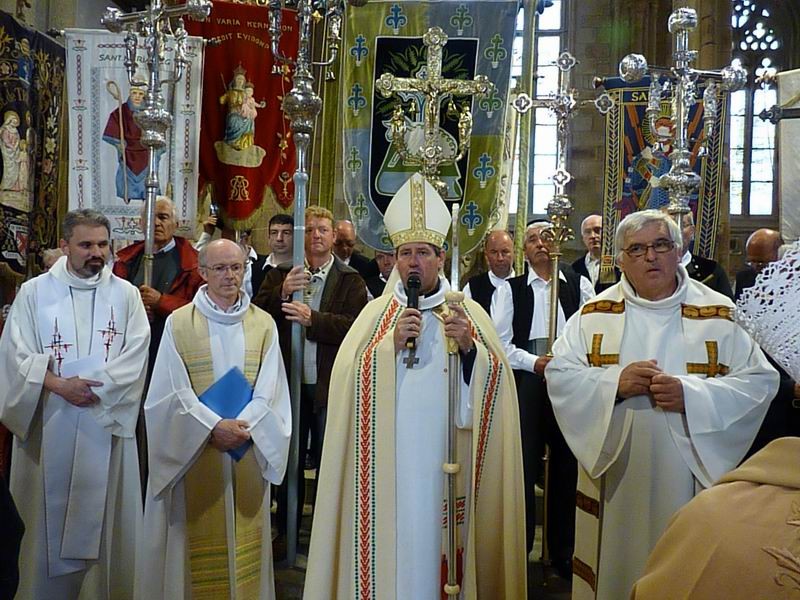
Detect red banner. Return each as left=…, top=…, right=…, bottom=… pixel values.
left=187, top=1, right=298, bottom=224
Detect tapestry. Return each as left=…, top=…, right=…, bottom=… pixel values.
left=186, top=1, right=298, bottom=230
left=65, top=29, right=203, bottom=240
left=342, top=0, right=518, bottom=254
left=599, top=76, right=727, bottom=280
left=0, top=11, right=65, bottom=276
left=777, top=68, right=800, bottom=242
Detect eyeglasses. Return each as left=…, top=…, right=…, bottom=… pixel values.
left=204, top=263, right=245, bottom=275
left=622, top=238, right=675, bottom=258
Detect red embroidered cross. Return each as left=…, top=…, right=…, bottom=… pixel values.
left=97, top=308, right=121, bottom=362
left=45, top=318, right=73, bottom=375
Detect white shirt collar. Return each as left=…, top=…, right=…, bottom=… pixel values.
left=527, top=268, right=566, bottom=286
left=681, top=250, right=692, bottom=267
left=154, top=238, right=176, bottom=255
left=585, top=253, right=600, bottom=267
left=488, top=268, right=515, bottom=288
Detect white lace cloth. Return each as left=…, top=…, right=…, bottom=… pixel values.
left=735, top=241, right=800, bottom=381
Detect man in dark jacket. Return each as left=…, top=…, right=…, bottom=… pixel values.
left=677, top=211, right=733, bottom=298
left=254, top=206, right=367, bottom=549
left=463, top=229, right=516, bottom=321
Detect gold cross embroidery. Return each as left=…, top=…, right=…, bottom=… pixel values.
left=686, top=341, right=730, bottom=377
left=586, top=334, right=619, bottom=367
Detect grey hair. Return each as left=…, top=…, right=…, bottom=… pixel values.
left=62, top=209, right=111, bottom=240
left=614, top=209, right=681, bottom=262
left=140, top=195, right=177, bottom=222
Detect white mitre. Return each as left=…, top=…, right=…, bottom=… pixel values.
left=384, top=172, right=451, bottom=248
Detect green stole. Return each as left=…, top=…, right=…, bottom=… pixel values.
left=172, top=303, right=273, bottom=600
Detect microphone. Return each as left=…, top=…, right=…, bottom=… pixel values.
left=405, top=274, right=421, bottom=350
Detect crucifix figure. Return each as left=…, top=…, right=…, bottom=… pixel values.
left=375, top=26, right=494, bottom=198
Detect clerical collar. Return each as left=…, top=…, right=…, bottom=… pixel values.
left=50, top=255, right=111, bottom=290
left=489, top=269, right=515, bottom=288
left=195, top=284, right=250, bottom=324
left=620, top=264, right=688, bottom=310
left=154, top=238, right=176, bottom=255
left=393, top=275, right=449, bottom=310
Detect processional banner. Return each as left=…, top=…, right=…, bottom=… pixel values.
left=65, top=29, right=203, bottom=240
left=186, top=1, right=298, bottom=230
left=777, top=68, right=800, bottom=242
left=342, top=0, right=518, bottom=254
left=0, top=12, right=66, bottom=276
left=599, top=77, right=727, bottom=280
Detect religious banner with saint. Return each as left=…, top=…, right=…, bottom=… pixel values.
left=341, top=0, right=518, bottom=254
left=65, top=29, right=203, bottom=240
left=186, top=1, right=298, bottom=230
left=598, top=76, right=727, bottom=279
left=0, top=12, right=66, bottom=276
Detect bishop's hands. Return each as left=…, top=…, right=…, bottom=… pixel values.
left=394, top=307, right=421, bottom=354
left=617, top=360, right=685, bottom=413
left=443, top=304, right=474, bottom=354
left=210, top=419, right=251, bottom=452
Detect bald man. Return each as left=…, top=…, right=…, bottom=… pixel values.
left=464, top=230, right=516, bottom=321
left=734, top=228, right=783, bottom=301
left=571, top=214, right=619, bottom=293
left=333, top=219, right=377, bottom=279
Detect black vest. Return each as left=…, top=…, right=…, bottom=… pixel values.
left=467, top=271, right=496, bottom=316
left=507, top=265, right=582, bottom=350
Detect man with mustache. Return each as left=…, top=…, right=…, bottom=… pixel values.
left=0, top=209, right=150, bottom=598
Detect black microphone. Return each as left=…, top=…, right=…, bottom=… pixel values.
left=405, top=274, right=421, bottom=350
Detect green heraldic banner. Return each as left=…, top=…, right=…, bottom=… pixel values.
left=342, top=0, right=518, bottom=254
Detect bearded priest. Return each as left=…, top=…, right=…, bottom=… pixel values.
left=0, top=209, right=149, bottom=599
left=304, top=173, right=526, bottom=599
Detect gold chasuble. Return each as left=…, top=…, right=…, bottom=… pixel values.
left=305, top=292, right=526, bottom=599
left=171, top=303, right=273, bottom=600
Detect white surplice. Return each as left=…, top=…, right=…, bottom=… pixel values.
left=137, top=288, right=291, bottom=600
left=393, top=277, right=472, bottom=600
left=0, top=256, right=149, bottom=600
left=545, top=267, right=779, bottom=599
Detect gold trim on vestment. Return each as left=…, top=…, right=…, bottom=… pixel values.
left=681, top=304, right=733, bottom=321
left=581, top=299, right=625, bottom=315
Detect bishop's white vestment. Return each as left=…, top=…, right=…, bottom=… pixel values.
left=305, top=277, right=526, bottom=599
left=137, top=288, right=291, bottom=600
left=0, top=256, right=149, bottom=599
left=545, top=266, right=778, bottom=599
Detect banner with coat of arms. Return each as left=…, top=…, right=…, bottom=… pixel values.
left=599, top=76, right=727, bottom=280
left=186, top=1, right=299, bottom=230
left=342, top=0, right=518, bottom=254
left=0, top=11, right=66, bottom=276
left=65, top=29, right=203, bottom=240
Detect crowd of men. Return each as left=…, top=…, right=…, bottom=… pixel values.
left=0, top=183, right=796, bottom=600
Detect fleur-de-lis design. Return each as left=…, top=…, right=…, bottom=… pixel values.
left=385, top=4, right=407, bottom=35
left=346, top=147, right=363, bottom=175
left=449, top=4, right=473, bottom=36
left=350, top=34, right=368, bottom=67
left=478, top=88, right=503, bottom=118
left=460, top=201, right=484, bottom=234
left=348, top=83, right=367, bottom=116
left=352, top=193, right=369, bottom=221
left=472, top=152, right=496, bottom=189
left=484, top=34, right=507, bottom=69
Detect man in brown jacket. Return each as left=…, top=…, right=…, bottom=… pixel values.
left=254, top=205, right=367, bottom=550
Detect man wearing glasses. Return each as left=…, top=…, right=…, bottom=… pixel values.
left=139, top=238, right=291, bottom=599
left=545, top=209, right=778, bottom=600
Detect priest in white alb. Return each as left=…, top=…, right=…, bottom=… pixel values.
left=0, top=208, right=149, bottom=599
left=545, top=209, right=779, bottom=599
left=304, top=173, right=526, bottom=599
left=137, top=238, right=291, bottom=600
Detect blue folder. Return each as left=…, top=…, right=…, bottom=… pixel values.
left=199, top=366, right=253, bottom=461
